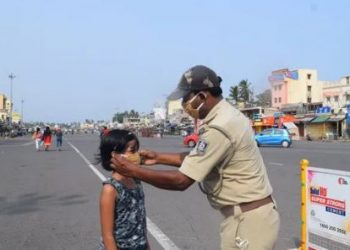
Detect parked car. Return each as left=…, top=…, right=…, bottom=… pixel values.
left=183, top=133, right=199, bottom=147
left=255, top=128, right=292, bottom=148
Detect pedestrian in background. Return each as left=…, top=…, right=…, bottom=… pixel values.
left=55, top=128, right=63, bottom=151
left=96, top=129, right=150, bottom=250
left=42, top=126, right=52, bottom=151
left=111, top=65, right=279, bottom=250
left=100, top=126, right=110, bottom=139
left=32, top=127, right=42, bottom=151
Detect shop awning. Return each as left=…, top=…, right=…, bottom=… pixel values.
left=327, top=115, right=346, bottom=122
left=283, top=122, right=298, bottom=129
left=296, top=117, right=315, bottom=123
left=311, top=115, right=330, bottom=123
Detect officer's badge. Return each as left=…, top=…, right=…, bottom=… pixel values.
left=196, top=140, right=208, bottom=155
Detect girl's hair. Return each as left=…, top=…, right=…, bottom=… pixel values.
left=96, top=129, right=139, bottom=171
left=43, top=126, right=51, bottom=136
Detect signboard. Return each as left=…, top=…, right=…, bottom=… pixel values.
left=285, top=70, right=299, bottom=80
left=268, top=70, right=299, bottom=81
left=306, top=167, right=350, bottom=249
left=347, top=105, right=350, bottom=125
left=316, top=106, right=331, bottom=115
left=262, top=116, right=275, bottom=126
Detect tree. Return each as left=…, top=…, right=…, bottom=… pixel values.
left=112, top=110, right=140, bottom=123
left=229, top=86, right=239, bottom=102
left=129, top=109, right=139, bottom=117
left=238, top=79, right=253, bottom=103
left=228, top=79, right=253, bottom=103
left=255, top=89, right=271, bottom=107
left=113, top=112, right=127, bottom=123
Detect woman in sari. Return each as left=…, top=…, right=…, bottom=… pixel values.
left=42, top=126, right=52, bottom=151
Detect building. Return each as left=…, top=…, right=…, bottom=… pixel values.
left=0, top=94, right=9, bottom=122
left=239, top=106, right=278, bottom=120
left=153, top=107, right=166, bottom=121
left=122, top=117, right=148, bottom=128
left=322, top=76, right=350, bottom=113
left=269, top=68, right=323, bottom=113
left=12, top=112, right=22, bottom=124
left=306, top=75, right=350, bottom=139
left=167, top=99, right=191, bottom=124
left=269, top=69, right=350, bottom=140
left=167, top=99, right=182, bottom=116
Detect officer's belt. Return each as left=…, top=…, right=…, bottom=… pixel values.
left=220, top=195, right=273, bottom=217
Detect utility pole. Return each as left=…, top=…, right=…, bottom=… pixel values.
left=21, top=99, right=24, bottom=125
left=8, top=73, right=16, bottom=125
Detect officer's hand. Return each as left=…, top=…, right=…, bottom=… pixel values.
left=139, top=149, right=158, bottom=165
left=110, top=153, right=135, bottom=177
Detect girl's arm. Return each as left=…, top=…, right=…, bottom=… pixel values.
left=100, top=184, right=118, bottom=250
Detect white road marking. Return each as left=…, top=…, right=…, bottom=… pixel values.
left=146, top=218, right=181, bottom=250
left=68, top=141, right=181, bottom=250
left=268, top=162, right=284, bottom=166
left=68, top=142, right=106, bottom=181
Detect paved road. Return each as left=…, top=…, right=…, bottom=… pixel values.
left=0, top=135, right=349, bottom=250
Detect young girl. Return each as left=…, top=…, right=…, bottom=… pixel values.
left=32, top=127, right=42, bottom=151
left=97, top=129, right=150, bottom=250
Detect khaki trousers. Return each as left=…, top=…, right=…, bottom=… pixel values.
left=220, top=202, right=280, bottom=250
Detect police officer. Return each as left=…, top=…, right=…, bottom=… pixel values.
left=111, top=65, right=280, bottom=250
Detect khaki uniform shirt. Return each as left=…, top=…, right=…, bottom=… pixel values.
left=179, top=99, right=273, bottom=209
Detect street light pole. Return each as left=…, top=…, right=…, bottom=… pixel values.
left=21, top=99, right=24, bottom=124
left=8, top=73, right=16, bottom=124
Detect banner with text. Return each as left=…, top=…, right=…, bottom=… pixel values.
left=306, top=167, right=350, bottom=249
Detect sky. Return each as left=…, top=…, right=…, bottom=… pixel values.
left=0, top=0, right=349, bottom=123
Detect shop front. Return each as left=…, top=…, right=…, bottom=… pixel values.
left=252, top=116, right=275, bottom=133
left=305, top=115, right=339, bottom=140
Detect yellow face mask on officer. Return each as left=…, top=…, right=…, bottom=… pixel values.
left=183, top=92, right=206, bottom=119
left=123, top=152, right=141, bottom=165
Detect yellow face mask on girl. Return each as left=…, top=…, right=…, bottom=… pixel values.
left=124, top=152, right=141, bottom=165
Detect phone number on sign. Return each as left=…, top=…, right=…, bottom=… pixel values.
left=320, top=223, right=346, bottom=235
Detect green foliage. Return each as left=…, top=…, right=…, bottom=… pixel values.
left=255, top=89, right=271, bottom=107
left=229, top=79, right=253, bottom=103
left=112, top=110, right=140, bottom=123
left=238, top=79, right=252, bottom=102
left=229, top=86, right=239, bottom=101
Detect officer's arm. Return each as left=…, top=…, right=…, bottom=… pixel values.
left=133, top=167, right=194, bottom=191
left=140, top=150, right=188, bottom=168
left=111, top=154, right=194, bottom=190
left=153, top=152, right=189, bottom=167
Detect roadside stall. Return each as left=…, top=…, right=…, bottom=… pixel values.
left=283, top=121, right=300, bottom=140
